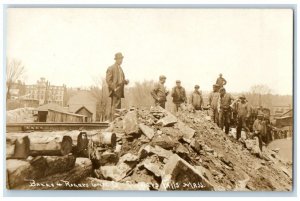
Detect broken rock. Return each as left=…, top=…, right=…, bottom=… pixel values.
left=100, top=162, right=133, bottom=182
left=139, top=123, right=154, bottom=139
left=160, top=154, right=214, bottom=190
left=142, top=158, right=163, bottom=178
left=176, top=121, right=195, bottom=140
left=151, top=134, right=178, bottom=150
left=156, top=114, right=177, bottom=127
left=123, top=110, right=139, bottom=135
left=139, top=145, right=172, bottom=160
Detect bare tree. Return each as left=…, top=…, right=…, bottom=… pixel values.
left=6, top=58, right=25, bottom=101
left=90, top=76, right=110, bottom=122
left=248, top=84, right=272, bottom=107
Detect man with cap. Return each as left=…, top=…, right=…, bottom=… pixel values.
left=171, top=80, right=187, bottom=113
left=190, top=85, right=203, bottom=111
left=235, top=94, right=251, bottom=140
left=216, top=73, right=227, bottom=88
left=218, top=87, right=234, bottom=134
left=151, top=75, right=169, bottom=108
left=208, top=84, right=220, bottom=125
left=252, top=111, right=266, bottom=151
left=106, top=52, right=129, bottom=120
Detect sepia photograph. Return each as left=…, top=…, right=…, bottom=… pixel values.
left=4, top=7, right=294, bottom=192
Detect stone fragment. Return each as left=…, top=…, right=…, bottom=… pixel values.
left=123, top=111, right=139, bottom=135
left=151, top=134, right=178, bottom=150
left=160, top=154, right=214, bottom=190
left=139, top=123, right=154, bottom=139
left=156, top=114, right=177, bottom=127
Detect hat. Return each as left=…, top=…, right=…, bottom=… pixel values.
left=176, top=80, right=181, bottom=83
left=114, top=52, right=124, bottom=60
left=159, top=75, right=166, bottom=80
left=194, top=85, right=200, bottom=89
left=219, top=73, right=223, bottom=76
left=239, top=94, right=246, bottom=100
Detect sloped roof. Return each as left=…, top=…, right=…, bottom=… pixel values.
left=36, top=103, right=64, bottom=112
left=67, top=90, right=97, bottom=114
left=75, top=106, right=93, bottom=115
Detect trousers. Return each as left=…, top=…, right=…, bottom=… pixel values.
left=219, top=109, right=231, bottom=134
left=236, top=116, right=250, bottom=140
left=110, top=95, right=121, bottom=120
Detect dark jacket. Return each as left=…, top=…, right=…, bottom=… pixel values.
left=171, top=86, right=187, bottom=104
left=106, top=63, right=126, bottom=98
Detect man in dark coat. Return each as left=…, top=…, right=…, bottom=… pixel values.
left=171, top=80, right=187, bottom=113
left=106, top=52, right=129, bottom=120
left=218, top=87, right=234, bottom=134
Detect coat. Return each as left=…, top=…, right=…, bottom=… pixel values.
left=190, top=91, right=203, bottom=109
left=106, top=63, right=126, bottom=98
left=151, top=82, right=168, bottom=103
left=171, top=86, right=187, bottom=104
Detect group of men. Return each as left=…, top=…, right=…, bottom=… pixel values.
left=106, top=52, right=267, bottom=151
left=150, top=76, right=204, bottom=113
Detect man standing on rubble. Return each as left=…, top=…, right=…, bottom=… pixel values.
left=151, top=75, right=169, bottom=109
left=190, top=85, right=203, bottom=111
left=235, top=94, right=251, bottom=140
left=218, top=87, right=234, bottom=134
left=252, top=112, right=266, bottom=151
left=171, top=80, right=187, bottom=113
left=216, top=73, right=227, bottom=88
left=106, top=52, right=129, bottom=120
left=208, top=84, right=220, bottom=125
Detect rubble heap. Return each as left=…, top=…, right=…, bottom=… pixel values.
left=89, top=106, right=292, bottom=191
left=6, top=106, right=292, bottom=191
left=6, top=107, right=35, bottom=123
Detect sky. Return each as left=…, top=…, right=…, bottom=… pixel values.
left=6, top=8, right=293, bottom=95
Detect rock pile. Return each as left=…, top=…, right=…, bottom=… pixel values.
left=6, top=106, right=293, bottom=191
left=6, top=107, right=35, bottom=123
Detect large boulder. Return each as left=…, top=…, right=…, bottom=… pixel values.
left=160, top=154, right=214, bottom=191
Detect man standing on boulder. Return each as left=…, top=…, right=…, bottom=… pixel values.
left=216, top=73, right=227, bottom=88
left=171, top=80, right=187, bottom=113
left=151, top=75, right=169, bottom=108
left=218, top=87, right=234, bottom=134
left=106, top=52, right=129, bottom=120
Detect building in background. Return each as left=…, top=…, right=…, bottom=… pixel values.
left=20, top=77, right=66, bottom=106
left=67, top=90, right=97, bottom=122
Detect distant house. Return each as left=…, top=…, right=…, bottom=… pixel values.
left=67, top=90, right=97, bottom=122
left=75, top=106, right=93, bottom=122
left=36, top=103, right=85, bottom=122
left=275, top=109, right=293, bottom=128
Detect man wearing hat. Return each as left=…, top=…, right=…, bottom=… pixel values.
left=190, top=85, right=203, bottom=111
left=171, top=80, right=187, bottom=113
left=151, top=75, right=169, bottom=108
left=216, top=73, right=227, bottom=88
left=218, top=87, right=234, bottom=134
left=252, top=111, right=266, bottom=151
left=235, top=94, right=251, bottom=140
left=106, top=52, right=129, bottom=120
left=208, top=84, right=220, bottom=125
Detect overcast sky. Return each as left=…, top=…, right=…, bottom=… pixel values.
left=7, top=8, right=293, bottom=95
